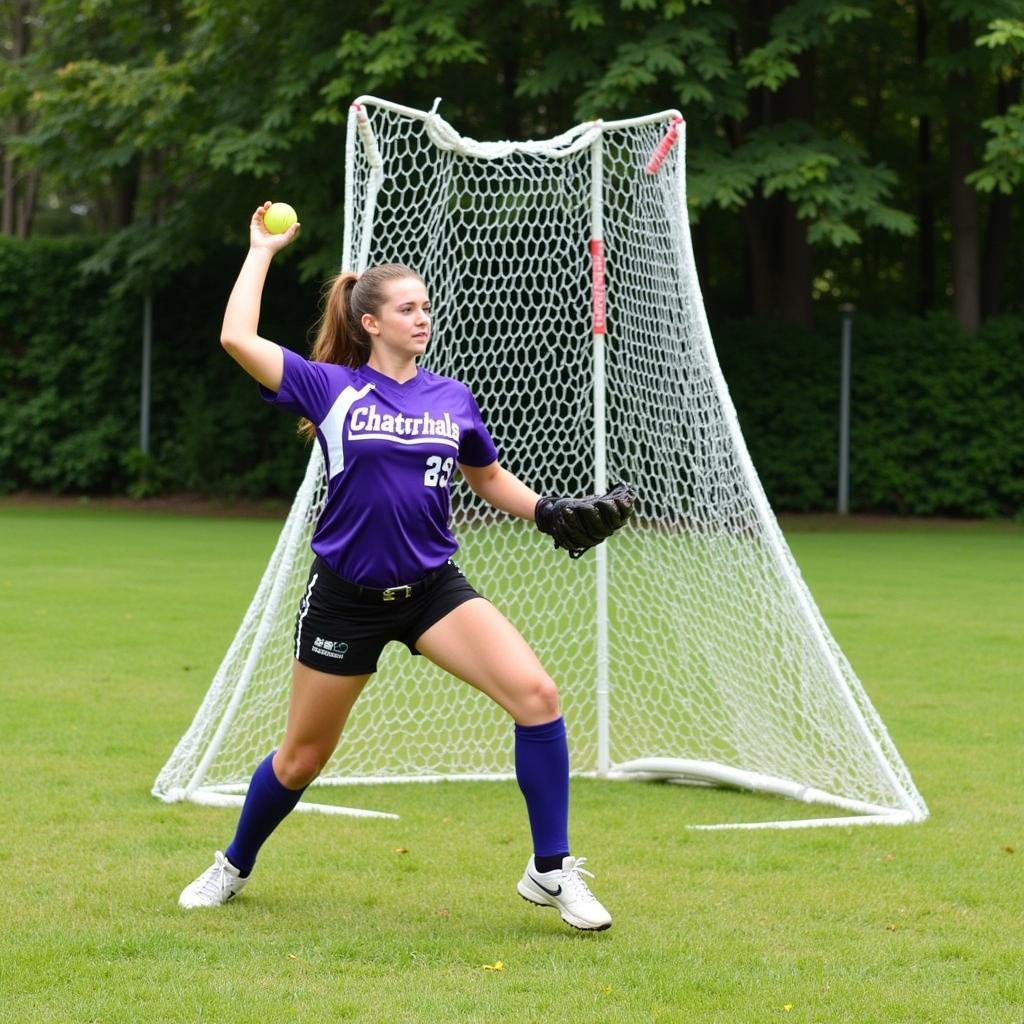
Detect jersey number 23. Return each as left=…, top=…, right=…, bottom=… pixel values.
left=424, top=456, right=454, bottom=487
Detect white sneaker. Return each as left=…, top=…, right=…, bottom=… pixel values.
left=178, top=851, right=249, bottom=909
left=517, top=855, right=612, bottom=931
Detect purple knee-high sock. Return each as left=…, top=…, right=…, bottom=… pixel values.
left=515, top=716, right=570, bottom=867
left=225, top=752, right=306, bottom=876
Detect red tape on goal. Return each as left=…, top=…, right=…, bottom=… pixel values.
left=645, top=116, right=684, bottom=175
left=590, top=238, right=606, bottom=335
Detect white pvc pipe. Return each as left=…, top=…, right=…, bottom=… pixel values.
left=354, top=105, right=385, bottom=273
left=233, top=772, right=520, bottom=787
left=351, top=95, right=682, bottom=162
left=188, top=788, right=399, bottom=820
left=590, top=127, right=611, bottom=775
left=342, top=105, right=358, bottom=272
left=690, top=812, right=915, bottom=832
left=609, top=757, right=895, bottom=817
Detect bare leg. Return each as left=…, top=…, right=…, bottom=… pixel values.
left=221, top=662, right=371, bottom=875
left=273, top=661, right=372, bottom=787
left=414, top=598, right=560, bottom=725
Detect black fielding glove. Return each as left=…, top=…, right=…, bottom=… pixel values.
left=534, top=482, right=637, bottom=559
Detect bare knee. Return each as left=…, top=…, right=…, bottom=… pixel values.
left=514, top=673, right=561, bottom=725
left=273, top=745, right=329, bottom=789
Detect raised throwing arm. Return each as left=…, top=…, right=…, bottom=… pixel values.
left=220, top=202, right=300, bottom=392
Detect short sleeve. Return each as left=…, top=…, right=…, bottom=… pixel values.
left=258, top=346, right=332, bottom=423
left=458, top=387, right=500, bottom=467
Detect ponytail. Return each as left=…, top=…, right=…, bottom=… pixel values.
left=298, top=263, right=423, bottom=440
left=310, top=272, right=366, bottom=368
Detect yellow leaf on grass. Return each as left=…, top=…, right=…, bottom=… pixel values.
left=481, top=962, right=504, bottom=971
left=393, top=847, right=408, bottom=854
left=783, top=1005, right=793, bottom=1012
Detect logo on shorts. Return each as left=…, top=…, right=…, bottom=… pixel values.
left=312, top=637, right=349, bottom=660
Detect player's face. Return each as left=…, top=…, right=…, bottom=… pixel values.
left=364, top=277, right=431, bottom=361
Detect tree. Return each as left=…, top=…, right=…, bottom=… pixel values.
left=930, top=1, right=1024, bottom=332
left=968, top=17, right=1024, bottom=319
left=1, top=0, right=41, bottom=237
left=516, top=0, right=915, bottom=326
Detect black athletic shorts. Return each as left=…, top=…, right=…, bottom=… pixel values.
left=293, top=555, right=483, bottom=676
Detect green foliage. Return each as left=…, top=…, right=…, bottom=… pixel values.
left=701, top=124, right=915, bottom=244
left=969, top=103, right=1024, bottom=193
left=969, top=18, right=1024, bottom=193
left=5, top=0, right=927, bottom=293
left=717, top=313, right=1024, bottom=517
left=0, top=237, right=138, bottom=494
left=512, top=0, right=917, bottom=248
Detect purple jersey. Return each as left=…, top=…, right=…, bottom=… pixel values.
left=260, top=346, right=498, bottom=587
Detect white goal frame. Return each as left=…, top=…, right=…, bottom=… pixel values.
left=153, top=96, right=928, bottom=830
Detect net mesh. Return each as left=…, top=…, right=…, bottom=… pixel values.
left=153, top=99, right=926, bottom=824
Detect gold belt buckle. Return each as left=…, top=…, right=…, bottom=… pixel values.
left=383, top=585, right=413, bottom=601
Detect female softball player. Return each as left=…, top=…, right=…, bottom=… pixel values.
left=178, top=202, right=633, bottom=931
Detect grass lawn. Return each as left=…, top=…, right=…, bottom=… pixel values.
left=0, top=504, right=1021, bottom=1023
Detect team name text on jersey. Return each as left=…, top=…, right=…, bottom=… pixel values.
left=348, top=404, right=461, bottom=447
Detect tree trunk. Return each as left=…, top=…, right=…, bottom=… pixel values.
left=777, top=48, right=815, bottom=328
left=947, top=17, right=980, bottom=333
left=738, top=0, right=815, bottom=328
left=16, top=163, right=39, bottom=238
left=981, top=75, right=1020, bottom=318
left=781, top=203, right=813, bottom=328
left=2, top=0, right=35, bottom=237
left=743, top=199, right=774, bottom=318
left=2, top=153, right=16, bottom=236
left=916, top=1, right=935, bottom=313
left=692, top=221, right=713, bottom=324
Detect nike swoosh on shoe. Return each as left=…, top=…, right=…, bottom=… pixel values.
left=529, top=875, right=563, bottom=897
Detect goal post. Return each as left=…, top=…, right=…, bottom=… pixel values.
left=153, top=96, right=928, bottom=829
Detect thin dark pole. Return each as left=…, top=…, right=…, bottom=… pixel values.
left=140, top=294, right=152, bottom=454
left=838, top=304, right=854, bottom=515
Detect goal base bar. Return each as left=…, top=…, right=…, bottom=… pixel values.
left=153, top=786, right=400, bottom=820
left=155, top=756, right=924, bottom=830
left=687, top=812, right=916, bottom=831
left=606, top=757, right=923, bottom=830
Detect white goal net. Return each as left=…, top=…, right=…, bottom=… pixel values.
left=153, top=96, right=927, bottom=829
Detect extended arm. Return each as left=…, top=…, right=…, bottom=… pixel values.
left=219, top=202, right=300, bottom=392
left=458, top=462, right=637, bottom=558
left=458, top=461, right=540, bottom=521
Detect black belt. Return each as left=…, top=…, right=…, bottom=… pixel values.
left=314, top=557, right=450, bottom=603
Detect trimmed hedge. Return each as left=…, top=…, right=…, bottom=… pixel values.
left=0, top=237, right=316, bottom=499
left=716, top=315, right=1024, bottom=518
left=2, top=238, right=1022, bottom=517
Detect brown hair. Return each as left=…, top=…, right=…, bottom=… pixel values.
left=299, top=263, right=423, bottom=440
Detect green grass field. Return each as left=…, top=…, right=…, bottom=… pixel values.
left=1, top=504, right=1021, bottom=1023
